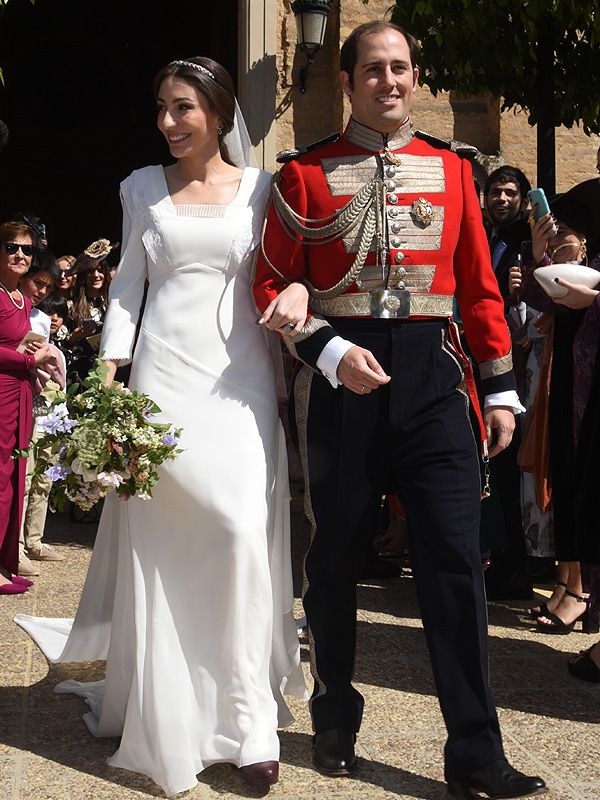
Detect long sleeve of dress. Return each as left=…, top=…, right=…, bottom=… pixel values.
left=0, top=346, right=35, bottom=373
left=100, top=182, right=148, bottom=364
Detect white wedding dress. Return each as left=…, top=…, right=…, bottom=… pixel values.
left=15, top=165, right=307, bottom=797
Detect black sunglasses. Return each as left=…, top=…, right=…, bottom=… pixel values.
left=2, top=241, right=34, bottom=256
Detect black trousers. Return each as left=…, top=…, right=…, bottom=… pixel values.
left=295, top=318, right=504, bottom=779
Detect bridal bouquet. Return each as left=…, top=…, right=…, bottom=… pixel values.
left=34, top=361, right=182, bottom=511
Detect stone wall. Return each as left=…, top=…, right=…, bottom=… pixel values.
left=275, top=0, right=343, bottom=154
left=273, top=0, right=599, bottom=191
left=500, top=108, right=599, bottom=189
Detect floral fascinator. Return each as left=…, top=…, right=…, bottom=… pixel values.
left=66, top=238, right=120, bottom=277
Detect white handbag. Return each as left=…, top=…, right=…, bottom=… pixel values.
left=533, top=262, right=600, bottom=298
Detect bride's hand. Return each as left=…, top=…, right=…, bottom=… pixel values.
left=102, top=359, right=118, bottom=387
left=258, top=282, right=309, bottom=335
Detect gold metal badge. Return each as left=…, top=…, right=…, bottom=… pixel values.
left=411, top=197, right=435, bottom=227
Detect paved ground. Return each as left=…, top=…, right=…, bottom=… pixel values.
left=1, top=493, right=599, bottom=800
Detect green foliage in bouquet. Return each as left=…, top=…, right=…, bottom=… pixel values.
left=34, top=361, right=183, bottom=511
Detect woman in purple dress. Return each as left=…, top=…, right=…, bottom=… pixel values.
left=0, top=222, right=52, bottom=594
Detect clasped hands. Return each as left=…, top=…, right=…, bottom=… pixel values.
left=24, top=340, right=63, bottom=388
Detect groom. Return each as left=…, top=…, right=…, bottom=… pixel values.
left=254, top=21, right=546, bottom=800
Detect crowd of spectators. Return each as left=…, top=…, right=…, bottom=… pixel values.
left=0, top=214, right=117, bottom=588
left=477, top=149, right=600, bottom=683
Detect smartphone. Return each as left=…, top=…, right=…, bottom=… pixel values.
left=528, top=188, right=551, bottom=219
left=520, top=240, right=533, bottom=264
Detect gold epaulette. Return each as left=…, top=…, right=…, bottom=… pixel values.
left=414, top=131, right=479, bottom=160
left=276, top=133, right=340, bottom=164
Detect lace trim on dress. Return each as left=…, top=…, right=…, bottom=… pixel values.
left=174, top=205, right=227, bottom=219
left=121, top=169, right=164, bottom=266
left=226, top=171, right=271, bottom=273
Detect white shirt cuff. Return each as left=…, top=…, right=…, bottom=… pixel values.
left=316, top=336, right=354, bottom=388
left=484, top=390, right=526, bottom=415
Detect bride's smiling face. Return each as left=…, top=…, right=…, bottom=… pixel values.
left=157, top=76, right=220, bottom=157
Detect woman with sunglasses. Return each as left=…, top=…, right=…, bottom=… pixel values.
left=0, top=222, right=53, bottom=594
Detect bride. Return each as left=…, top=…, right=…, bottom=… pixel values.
left=16, top=56, right=308, bottom=796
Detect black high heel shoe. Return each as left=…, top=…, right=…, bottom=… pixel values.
left=568, top=644, right=600, bottom=683
left=530, top=580, right=566, bottom=620
left=536, top=589, right=599, bottom=635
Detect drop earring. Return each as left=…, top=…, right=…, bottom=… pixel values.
left=217, top=122, right=224, bottom=136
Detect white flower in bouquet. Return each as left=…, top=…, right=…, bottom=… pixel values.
left=97, top=471, right=126, bottom=489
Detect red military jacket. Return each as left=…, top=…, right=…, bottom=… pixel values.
left=254, top=117, right=514, bottom=395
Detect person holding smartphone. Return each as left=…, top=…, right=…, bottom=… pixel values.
left=509, top=190, right=600, bottom=636
left=480, top=166, right=536, bottom=603
left=483, top=166, right=531, bottom=303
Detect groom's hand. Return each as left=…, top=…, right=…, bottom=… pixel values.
left=337, top=346, right=390, bottom=395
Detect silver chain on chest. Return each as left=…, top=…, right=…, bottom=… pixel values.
left=264, top=158, right=389, bottom=300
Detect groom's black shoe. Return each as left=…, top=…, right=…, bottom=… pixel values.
left=447, top=758, right=547, bottom=799
left=313, top=729, right=357, bottom=776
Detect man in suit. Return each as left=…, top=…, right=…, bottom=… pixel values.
left=483, top=166, right=531, bottom=305
left=481, top=166, right=534, bottom=601
left=254, top=21, right=545, bottom=800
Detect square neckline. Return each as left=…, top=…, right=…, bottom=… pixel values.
left=159, top=166, right=249, bottom=213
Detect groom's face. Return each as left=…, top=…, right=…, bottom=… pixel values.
left=341, top=29, right=419, bottom=134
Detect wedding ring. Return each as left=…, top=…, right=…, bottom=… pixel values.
left=360, top=385, right=366, bottom=393
left=285, top=322, right=295, bottom=331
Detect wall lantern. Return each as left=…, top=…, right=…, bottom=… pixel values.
left=291, top=0, right=333, bottom=93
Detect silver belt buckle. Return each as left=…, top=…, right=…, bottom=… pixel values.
left=370, top=288, right=411, bottom=319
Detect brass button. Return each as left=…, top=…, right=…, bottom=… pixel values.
left=391, top=222, right=401, bottom=233
left=386, top=180, right=397, bottom=191
left=397, top=280, right=406, bottom=290
left=388, top=207, right=399, bottom=218
left=387, top=193, right=398, bottom=205
left=386, top=165, right=396, bottom=178
left=391, top=236, right=401, bottom=248
left=397, top=266, right=407, bottom=277
left=395, top=251, right=405, bottom=263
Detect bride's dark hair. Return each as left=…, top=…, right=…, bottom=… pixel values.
left=154, top=57, right=236, bottom=166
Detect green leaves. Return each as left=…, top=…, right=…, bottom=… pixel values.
left=391, top=0, right=600, bottom=134
left=11, top=447, right=29, bottom=459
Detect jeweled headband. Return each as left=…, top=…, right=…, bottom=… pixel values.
left=169, top=60, right=216, bottom=82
